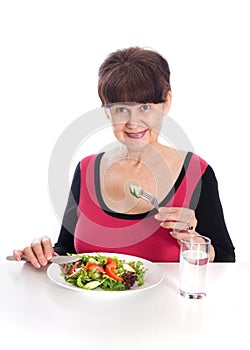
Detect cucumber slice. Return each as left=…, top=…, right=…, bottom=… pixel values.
left=84, top=281, right=101, bottom=290
left=88, top=257, right=98, bottom=264
left=129, top=185, right=142, bottom=198
left=123, top=263, right=135, bottom=272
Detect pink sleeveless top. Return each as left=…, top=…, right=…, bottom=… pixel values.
left=74, top=153, right=208, bottom=262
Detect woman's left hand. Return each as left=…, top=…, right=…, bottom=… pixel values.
left=155, top=207, right=215, bottom=261
left=154, top=207, right=197, bottom=236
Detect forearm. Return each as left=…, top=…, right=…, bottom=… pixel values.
left=191, top=165, right=235, bottom=262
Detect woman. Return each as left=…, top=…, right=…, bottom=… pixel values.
left=13, top=47, right=235, bottom=268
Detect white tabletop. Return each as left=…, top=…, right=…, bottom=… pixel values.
left=1, top=261, right=246, bottom=350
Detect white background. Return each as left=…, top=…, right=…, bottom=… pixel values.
left=0, top=0, right=249, bottom=262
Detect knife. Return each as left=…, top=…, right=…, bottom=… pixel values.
left=6, top=255, right=81, bottom=264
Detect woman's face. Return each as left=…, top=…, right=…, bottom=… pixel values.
left=105, top=92, right=172, bottom=152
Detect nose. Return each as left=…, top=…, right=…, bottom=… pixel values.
left=126, top=108, right=142, bottom=128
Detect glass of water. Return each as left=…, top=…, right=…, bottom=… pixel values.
left=179, top=234, right=211, bottom=299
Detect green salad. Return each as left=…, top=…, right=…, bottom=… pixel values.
left=129, top=184, right=143, bottom=198
left=60, top=253, right=147, bottom=291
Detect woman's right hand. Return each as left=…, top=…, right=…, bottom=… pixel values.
left=13, top=236, right=55, bottom=268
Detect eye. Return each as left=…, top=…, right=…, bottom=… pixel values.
left=115, top=107, right=129, bottom=114
left=140, top=104, right=151, bottom=112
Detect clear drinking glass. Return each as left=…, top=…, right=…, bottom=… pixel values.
left=179, top=234, right=211, bottom=299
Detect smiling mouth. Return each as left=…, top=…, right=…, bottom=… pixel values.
left=125, top=130, right=148, bottom=139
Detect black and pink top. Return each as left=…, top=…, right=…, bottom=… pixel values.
left=54, top=152, right=235, bottom=262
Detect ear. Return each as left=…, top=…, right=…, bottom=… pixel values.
left=163, top=90, right=172, bottom=114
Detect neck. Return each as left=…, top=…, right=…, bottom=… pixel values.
left=125, top=142, right=164, bottom=166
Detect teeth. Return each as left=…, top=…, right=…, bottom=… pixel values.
left=126, top=131, right=146, bottom=138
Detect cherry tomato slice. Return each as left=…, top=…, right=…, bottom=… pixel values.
left=68, top=261, right=80, bottom=275
left=85, top=262, right=105, bottom=273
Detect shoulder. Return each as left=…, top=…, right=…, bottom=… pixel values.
left=161, top=146, right=209, bottom=170
left=187, top=153, right=218, bottom=189
left=187, top=151, right=208, bottom=166
left=188, top=152, right=218, bottom=179
left=79, top=153, right=103, bottom=172
left=79, top=154, right=97, bottom=166
left=183, top=151, right=209, bottom=175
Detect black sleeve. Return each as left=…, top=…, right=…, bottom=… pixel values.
left=190, top=165, right=236, bottom=262
left=53, top=163, right=81, bottom=255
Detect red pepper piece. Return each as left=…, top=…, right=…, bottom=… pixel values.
left=105, top=261, right=123, bottom=281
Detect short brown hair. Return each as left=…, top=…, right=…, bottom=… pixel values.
left=98, top=47, right=171, bottom=105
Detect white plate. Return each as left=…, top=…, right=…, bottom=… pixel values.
left=47, top=252, right=164, bottom=294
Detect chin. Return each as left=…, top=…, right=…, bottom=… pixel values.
left=123, top=138, right=150, bottom=152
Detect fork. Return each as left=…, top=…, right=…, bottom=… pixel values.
left=138, top=189, right=194, bottom=233
left=139, top=190, right=193, bottom=233
left=139, top=190, right=159, bottom=210
left=137, top=189, right=195, bottom=234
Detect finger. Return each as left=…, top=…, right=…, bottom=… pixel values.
left=160, top=220, right=187, bottom=231
left=170, top=230, right=191, bottom=241
left=157, top=208, right=197, bottom=229
left=23, top=245, right=41, bottom=268
left=157, top=214, right=183, bottom=223
left=156, top=208, right=193, bottom=222
left=155, top=207, right=177, bottom=220
left=158, top=206, right=194, bottom=217
left=30, top=239, right=48, bottom=267
left=41, top=236, right=54, bottom=261
left=160, top=220, right=195, bottom=232
left=30, top=239, right=50, bottom=267
left=13, top=249, right=25, bottom=262
left=158, top=207, right=177, bottom=213
left=155, top=212, right=177, bottom=222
